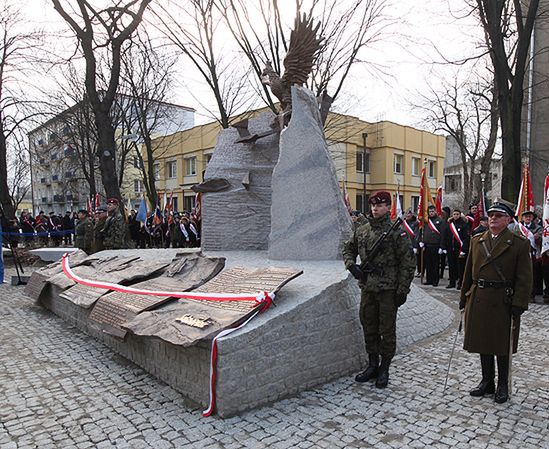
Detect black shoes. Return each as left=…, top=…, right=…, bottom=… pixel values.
left=446, top=283, right=456, bottom=289
left=470, top=379, right=496, bottom=396
left=494, top=356, right=509, bottom=403
left=355, top=353, right=379, bottom=382
left=470, top=355, right=495, bottom=397
left=495, top=382, right=509, bottom=403
left=375, top=355, right=393, bottom=389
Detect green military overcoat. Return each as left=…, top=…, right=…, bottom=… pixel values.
left=74, top=217, right=93, bottom=253
left=460, top=228, right=532, bottom=356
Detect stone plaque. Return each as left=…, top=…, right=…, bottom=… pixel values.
left=25, top=250, right=89, bottom=301
left=123, top=266, right=303, bottom=346
left=88, top=254, right=225, bottom=337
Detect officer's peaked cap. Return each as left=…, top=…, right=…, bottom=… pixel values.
left=487, top=202, right=513, bottom=216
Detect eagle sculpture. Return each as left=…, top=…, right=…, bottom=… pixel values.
left=261, top=13, right=322, bottom=118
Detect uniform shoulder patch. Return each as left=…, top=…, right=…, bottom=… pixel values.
left=400, top=231, right=407, bottom=238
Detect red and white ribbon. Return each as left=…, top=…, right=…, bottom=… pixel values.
left=402, top=220, right=415, bottom=238
left=449, top=222, right=463, bottom=252
left=428, top=218, right=441, bottom=235
left=61, top=253, right=276, bottom=416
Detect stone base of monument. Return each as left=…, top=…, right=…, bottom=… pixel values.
left=36, top=249, right=454, bottom=417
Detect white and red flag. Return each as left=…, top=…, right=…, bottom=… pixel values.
left=390, top=188, right=402, bottom=220
left=542, top=174, right=549, bottom=256
left=342, top=181, right=352, bottom=215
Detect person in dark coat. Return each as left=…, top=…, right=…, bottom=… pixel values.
left=418, top=205, right=448, bottom=286
left=459, top=202, right=532, bottom=404
left=20, top=211, right=35, bottom=245
left=472, top=216, right=488, bottom=236
left=74, top=210, right=93, bottom=253
left=62, top=211, right=74, bottom=245
left=446, top=209, right=470, bottom=289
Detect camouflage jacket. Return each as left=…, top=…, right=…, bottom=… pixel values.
left=74, top=217, right=93, bottom=253
left=343, top=213, right=415, bottom=294
left=102, top=211, right=127, bottom=250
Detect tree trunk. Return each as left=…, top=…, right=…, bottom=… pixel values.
left=94, top=111, right=121, bottom=201
left=0, top=121, right=15, bottom=219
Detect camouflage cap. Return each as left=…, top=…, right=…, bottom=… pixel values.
left=106, top=198, right=119, bottom=205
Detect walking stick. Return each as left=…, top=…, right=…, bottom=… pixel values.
left=508, top=315, right=515, bottom=398
left=443, top=310, right=463, bottom=393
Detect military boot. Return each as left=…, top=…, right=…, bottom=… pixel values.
left=375, top=354, right=393, bottom=388
left=355, top=353, right=379, bottom=382
left=470, top=355, right=495, bottom=397
left=495, top=356, right=509, bottom=404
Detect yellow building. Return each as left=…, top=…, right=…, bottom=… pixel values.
left=147, top=110, right=445, bottom=214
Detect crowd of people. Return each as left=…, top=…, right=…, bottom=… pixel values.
left=0, top=199, right=201, bottom=254
left=351, top=200, right=548, bottom=303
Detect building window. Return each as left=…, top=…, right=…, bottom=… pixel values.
left=445, top=175, right=461, bottom=193
left=185, top=157, right=197, bottom=176
left=356, top=149, right=370, bottom=173
left=206, top=154, right=213, bottom=164
left=134, top=180, right=143, bottom=193
left=428, top=160, right=436, bottom=178
left=184, top=195, right=195, bottom=212
left=411, top=195, right=419, bottom=213
left=167, top=161, right=177, bottom=179
left=412, top=157, right=420, bottom=176
left=52, top=174, right=59, bottom=181
left=62, top=125, right=70, bottom=136
left=172, top=197, right=178, bottom=212
left=153, top=164, right=160, bottom=181
left=394, top=154, right=403, bottom=174
left=50, top=153, right=58, bottom=161
left=133, top=156, right=142, bottom=169
left=37, top=138, right=44, bottom=146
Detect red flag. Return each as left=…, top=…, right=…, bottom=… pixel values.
left=417, top=160, right=434, bottom=228
left=435, top=186, right=443, bottom=216
left=390, top=194, right=397, bottom=220
left=95, top=193, right=100, bottom=210
left=87, top=197, right=92, bottom=215
left=515, top=164, right=535, bottom=217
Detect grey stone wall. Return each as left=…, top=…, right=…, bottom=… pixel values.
left=201, top=112, right=280, bottom=251
left=269, top=86, right=352, bottom=260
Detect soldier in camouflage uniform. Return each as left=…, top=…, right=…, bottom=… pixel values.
left=101, top=198, right=128, bottom=250
left=343, top=191, right=415, bottom=388
left=74, top=210, right=93, bottom=253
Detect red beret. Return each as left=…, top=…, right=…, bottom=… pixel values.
left=369, top=191, right=391, bottom=205
left=106, top=198, right=119, bottom=205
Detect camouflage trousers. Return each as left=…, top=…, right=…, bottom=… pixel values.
left=359, top=289, right=397, bottom=355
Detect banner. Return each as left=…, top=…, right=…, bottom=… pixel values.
left=417, top=160, right=434, bottom=228
left=342, top=181, right=352, bottom=215
left=515, top=164, right=535, bottom=218
left=542, top=175, right=549, bottom=256
left=435, top=186, right=443, bottom=216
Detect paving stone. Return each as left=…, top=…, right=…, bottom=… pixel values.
left=0, top=268, right=548, bottom=447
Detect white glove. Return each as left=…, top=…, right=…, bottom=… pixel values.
left=419, top=242, right=425, bottom=248
left=438, top=248, right=443, bottom=255
left=459, top=252, right=466, bottom=257
left=443, top=250, right=447, bottom=254
left=413, top=248, right=418, bottom=254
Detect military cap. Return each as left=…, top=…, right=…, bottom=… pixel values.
left=77, top=209, right=88, bottom=215
left=428, top=204, right=436, bottom=210
left=95, top=207, right=107, bottom=213
left=521, top=210, right=535, bottom=217
left=351, top=210, right=360, bottom=217
left=106, top=198, right=119, bottom=205
left=487, top=202, right=513, bottom=216
left=368, top=191, right=391, bottom=205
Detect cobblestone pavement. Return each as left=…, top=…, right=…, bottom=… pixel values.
left=1, top=267, right=548, bottom=449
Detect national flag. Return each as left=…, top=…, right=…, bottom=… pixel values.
left=87, top=197, right=92, bottom=215
left=95, top=193, right=100, bottom=210
left=435, top=186, right=443, bottom=216
left=390, top=189, right=402, bottom=220
left=515, top=164, right=537, bottom=250
left=342, top=181, right=352, bottom=215
left=162, top=191, right=167, bottom=212
left=194, top=192, right=202, bottom=222
left=153, top=205, right=163, bottom=226
left=136, top=194, right=148, bottom=225
left=473, top=181, right=488, bottom=230
left=542, top=174, right=549, bottom=256
left=417, top=159, right=434, bottom=228
left=515, top=164, right=535, bottom=218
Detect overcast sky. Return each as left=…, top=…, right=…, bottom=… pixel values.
left=18, top=0, right=484, bottom=132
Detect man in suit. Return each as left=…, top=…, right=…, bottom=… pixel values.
left=459, top=202, right=532, bottom=404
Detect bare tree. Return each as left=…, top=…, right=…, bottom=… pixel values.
left=116, top=30, right=181, bottom=207
left=152, top=0, right=257, bottom=128
left=475, top=0, right=540, bottom=202
left=413, top=70, right=499, bottom=208
left=0, top=3, right=43, bottom=219
left=216, top=0, right=388, bottom=114
left=51, top=0, right=153, bottom=203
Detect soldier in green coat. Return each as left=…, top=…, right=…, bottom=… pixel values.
left=74, top=209, right=93, bottom=253
left=459, top=202, right=531, bottom=404
left=101, top=198, right=128, bottom=250
left=343, top=191, right=415, bottom=388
